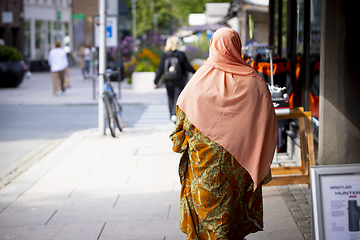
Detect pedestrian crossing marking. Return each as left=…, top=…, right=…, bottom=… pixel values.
left=134, top=105, right=171, bottom=127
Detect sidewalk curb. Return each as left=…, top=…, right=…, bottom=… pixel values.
left=0, top=128, right=96, bottom=213
left=0, top=138, right=64, bottom=190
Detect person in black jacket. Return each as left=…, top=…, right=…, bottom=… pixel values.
left=154, top=36, right=196, bottom=123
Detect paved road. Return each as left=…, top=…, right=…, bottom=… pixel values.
left=0, top=104, right=95, bottom=177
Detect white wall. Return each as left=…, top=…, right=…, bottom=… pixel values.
left=24, top=0, right=72, bottom=60
left=205, top=3, right=230, bottom=24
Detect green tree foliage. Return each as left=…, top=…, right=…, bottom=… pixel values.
left=124, top=0, right=174, bottom=37
left=172, top=0, right=229, bottom=24
left=124, top=0, right=230, bottom=37
left=137, top=0, right=174, bottom=36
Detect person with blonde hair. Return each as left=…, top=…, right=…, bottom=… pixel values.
left=170, top=28, right=278, bottom=239
left=154, top=36, right=196, bottom=123
left=164, top=35, right=179, bottom=52
left=48, top=41, right=69, bottom=96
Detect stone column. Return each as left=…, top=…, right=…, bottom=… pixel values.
left=30, top=18, right=36, bottom=60
left=318, top=0, right=360, bottom=165
left=44, top=21, right=49, bottom=57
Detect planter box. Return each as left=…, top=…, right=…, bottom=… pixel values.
left=0, top=61, right=26, bottom=88
left=131, top=72, right=155, bottom=92
left=28, top=59, right=50, bottom=72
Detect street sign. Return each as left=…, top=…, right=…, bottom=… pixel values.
left=57, top=10, right=61, bottom=20
left=72, top=13, right=85, bottom=20
left=94, top=16, right=118, bottom=47
left=107, top=26, right=112, bottom=38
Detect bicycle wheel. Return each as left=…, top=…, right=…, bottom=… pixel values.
left=103, top=94, right=116, bottom=137
left=112, top=99, right=123, bottom=132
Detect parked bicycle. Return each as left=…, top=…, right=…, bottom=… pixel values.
left=87, top=69, right=123, bottom=137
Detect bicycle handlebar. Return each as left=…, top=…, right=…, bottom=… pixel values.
left=85, top=69, right=120, bottom=80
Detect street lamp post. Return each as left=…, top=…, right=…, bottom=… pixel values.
left=132, top=0, right=137, bottom=46
left=55, top=0, right=60, bottom=41
left=153, top=14, right=158, bottom=35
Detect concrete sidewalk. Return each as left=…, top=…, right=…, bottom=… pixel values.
left=0, top=67, right=310, bottom=239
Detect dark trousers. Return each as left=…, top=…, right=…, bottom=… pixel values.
left=165, top=79, right=186, bottom=118
left=82, top=60, right=90, bottom=76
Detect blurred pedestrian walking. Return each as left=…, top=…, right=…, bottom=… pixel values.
left=79, top=42, right=92, bottom=79
left=170, top=28, right=278, bottom=239
left=154, top=36, right=196, bottom=123
left=48, top=41, right=69, bottom=96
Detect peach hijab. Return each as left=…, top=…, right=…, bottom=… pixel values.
left=177, top=27, right=278, bottom=188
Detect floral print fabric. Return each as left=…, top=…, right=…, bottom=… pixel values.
left=170, top=107, right=263, bottom=240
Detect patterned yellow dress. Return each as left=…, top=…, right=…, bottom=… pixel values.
left=170, top=107, right=263, bottom=240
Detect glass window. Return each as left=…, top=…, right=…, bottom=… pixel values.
left=53, top=21, right=61, bottom=41
left=310, top=0, right=321, bottom=54
left=48, top=21, right=52, bottom=47
left=24, top=20, right=31, bottom=60
left=53, top=21, right=62, bottom=31
left=296, top=0, right=304, bottom=54
left=64, top=22, right=69, bottom=36
left=35, top=20, right=46, bottom=59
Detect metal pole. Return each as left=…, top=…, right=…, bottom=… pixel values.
left=287, top=0, right=297, bottom=107
left=55, top=0, right=60, bottom=41
left=117, top=16, right=122, bottom=99
left=303, top=0, right=311, bottom=111
left=132, top=0, right=137, bottom=46
left=92, top=47, right=97, bottom=99
left=98, top=0, right=107, bottom=134
left=153, top=14, right=158, bottom=35
left=268, top=0, right=275, bottom=47
left=277, top=0, right=283, bottom=57
left=269, top=48, right=274, bottom=87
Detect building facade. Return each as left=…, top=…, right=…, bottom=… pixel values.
left=0, top=0, right=25, bottom=53
left=72, top=0, right=130, bottom=53
left=72, top=0, right=97, bottom=52
left=24, top=0, right=73, bottom=66
left=205, top=1, right=268, bottom=46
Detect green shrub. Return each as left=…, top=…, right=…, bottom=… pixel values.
left=0, top=46, right=23, bottom=61
left=134, top=59, right=157, bottom=72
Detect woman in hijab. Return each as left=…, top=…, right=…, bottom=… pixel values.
left=170, top=28, right=278, bottom=239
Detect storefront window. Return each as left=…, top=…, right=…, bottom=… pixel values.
left=48, top=21, right=52, bottom=47
left=35, top=20, right=46, bottom=59
left=310, top=0, right=321, bottom=54
left=295, top=0, right=321, bottom=55
left=53, top=21, right=61, bottom=41
left=24, top=20, right=31, bottom=61
left=296, top=0, right=305, bottom=54
left=64, top=22, right=69, bottom=36
left=275, top=0, right=321, bottom=57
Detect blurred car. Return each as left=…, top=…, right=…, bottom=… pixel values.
left=107, top=60, right=124, bottom=82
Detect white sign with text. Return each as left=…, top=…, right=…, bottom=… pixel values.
left=94, top=16, right=118, bottom=47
